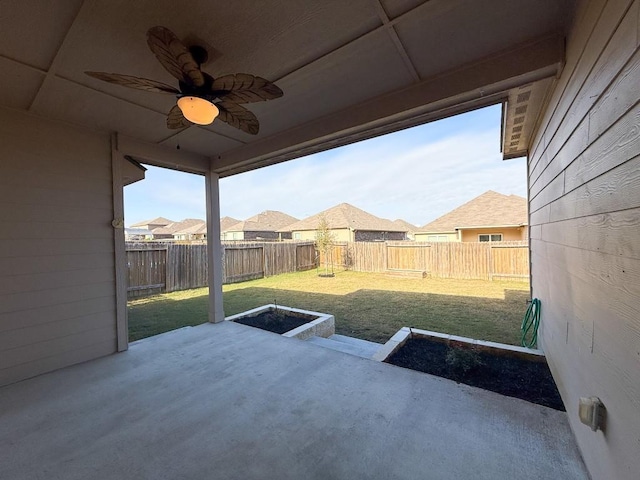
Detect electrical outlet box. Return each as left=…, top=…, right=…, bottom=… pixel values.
left=578, top=396, right=604, bottom=432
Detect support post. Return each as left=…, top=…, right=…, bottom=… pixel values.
left=205, top=170, right=225, bottom=323
left=111, top=135, right=128, bottom=351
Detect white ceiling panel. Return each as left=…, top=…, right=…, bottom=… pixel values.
left=0, top=58, right=44, bottom=109
left=247, top=29, right=416, bottom=138
left=0, top=0, right=571, bottom=166
left=395, top=0, right=568, bottom=79
left=55, top=0, right=381, bottom=89
left=159, top=127, right=244, bottom=158
left=33, top=77, right=170, bottom=143
left=50, top=0, right=384, bottom=141
left=0, top=0, right=84, bottom=70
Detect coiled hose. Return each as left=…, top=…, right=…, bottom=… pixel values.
left=521, top=298, right=541, bottom=348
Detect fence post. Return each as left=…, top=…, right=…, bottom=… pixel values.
left=164, top=245, right=171, bottom=292
left=384, top=242, right=388, bottom=271
left=488, top=244, right=493, bottom=281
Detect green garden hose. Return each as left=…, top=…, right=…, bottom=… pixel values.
left=521, top=298, right=541, bottom=348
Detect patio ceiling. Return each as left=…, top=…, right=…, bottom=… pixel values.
left=0, top=0, right=572, bottom=175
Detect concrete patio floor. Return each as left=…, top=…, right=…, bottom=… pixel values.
left=0, top=322, right=587, bottom=480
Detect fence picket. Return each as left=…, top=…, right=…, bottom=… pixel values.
left=127, top=240, right=529, bottom=298
left=126, top=241, right=317, bottom=298
left=319, top=241, right=529, bottom=281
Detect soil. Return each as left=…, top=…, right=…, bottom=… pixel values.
left=386, top=337, right=565, bottom=411
left=234, top=309, right=315, bottom=334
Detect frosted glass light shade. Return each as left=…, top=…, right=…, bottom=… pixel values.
left=177, top=96, right=219, bottom=125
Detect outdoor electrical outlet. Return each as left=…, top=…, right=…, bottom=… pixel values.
left=578, top=396, right=605, bottom=432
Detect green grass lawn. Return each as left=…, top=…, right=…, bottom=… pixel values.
left=128, top=270, right=530, bottom=345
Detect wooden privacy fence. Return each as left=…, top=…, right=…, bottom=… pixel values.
left=320, top=241, right=529, bottom=281
left=126, top=241, right=317, bottom=298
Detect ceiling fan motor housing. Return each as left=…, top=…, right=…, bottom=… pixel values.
left=179, top=72, right=215, bottom=101
left=189, top=45, right=208, bottom=67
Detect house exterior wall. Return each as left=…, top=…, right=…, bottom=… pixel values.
left=353, top=230, right=405, bottom=242
left=0, top=109, right=117, bottom=387
left=243, top=231, right=279, bottom=241
left=291, top=228, right=352, bottom=242
left=222, top=231, right=245, bottom=241
left=460, top=227, right=525, bottom=242
left=414, top=232, right=458, bottom=242
left=528, top=1, right=640, bottom=478
left=223, top=231, right=291, bottom=241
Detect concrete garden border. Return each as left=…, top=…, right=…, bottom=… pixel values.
left=225, top=304, right=335, bottom=340
left=372, top=327, right=545, bottom=362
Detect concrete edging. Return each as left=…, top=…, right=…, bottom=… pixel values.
left=373, top=327, right=545, bottom=362
left=225, top=304, right=335, bottom=340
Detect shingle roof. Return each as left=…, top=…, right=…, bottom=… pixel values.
left=174, top=222, right=207, bottom=235
left=153, top=218, right=205, bottom=235
left=225, top=211, right=298, bottom=232
left=392, top=219, right=418, bottom=234
left=129, top=216, right=174, bottom=228
left=279, top=203, right=406, bottom=232
left=220, top=216, right=240, bottom=231
left=418, top=191, right=527, bottom=233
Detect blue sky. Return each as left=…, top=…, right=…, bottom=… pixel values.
left=124, top=104, right=527, bottom=227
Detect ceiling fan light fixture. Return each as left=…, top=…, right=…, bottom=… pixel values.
left=177, top=96, right=219, bottom=125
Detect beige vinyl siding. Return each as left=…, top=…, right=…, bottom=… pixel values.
left=0, top=109, right=117, bottom=387
left=331, top=229, right=353, bottom=242
left=292, top=230, right=316, bottom=241
left=460, top=227, right=525, bottom=242
left=413, top=232, right=457, bottom=242
left=528, top=1, right=640, bottom=478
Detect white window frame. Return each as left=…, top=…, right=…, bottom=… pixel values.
left=478, top=233, right=503, bottom=242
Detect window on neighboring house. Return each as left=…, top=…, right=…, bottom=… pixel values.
left=478, top=234, right=503, bottom=242
left=232, top=232, right=241, bottom=240
left=427, top=235, right=448, bottom=242
left=294, top=232, right=301, bottom=239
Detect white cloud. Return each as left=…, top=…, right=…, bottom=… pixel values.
left=219, top=127, right=526, bottom=225
left=124, top=168, right=206, bottom=225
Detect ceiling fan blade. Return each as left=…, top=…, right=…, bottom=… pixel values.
left=85, top=72, right=180, bottom=94
left=216, top=101, right=259, bottom=135
left=147, top=26, right=205, bottom=87
left=212, top=74, right=283, bottom=104
left=167, top=105, right=192, bottom=130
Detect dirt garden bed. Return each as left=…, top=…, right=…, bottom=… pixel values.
left=235, top=308, right=313, bottom=334
left=377, top=328, right=564, bottom=411
left=226, top=304, right=335, bottom=339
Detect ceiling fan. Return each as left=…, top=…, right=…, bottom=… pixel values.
left=85, top=26, right=283, bottom=135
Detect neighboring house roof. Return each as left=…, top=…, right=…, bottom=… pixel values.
left=225, top=210, right=299, bottom=233
left=174, top=222, right=207, bottom=236
left=280, top=203, right=406, bottom=232
left=418, top=191, right=527, bottom=233
left=392, top=219, right=418, bottom=234
left=152, top=218, right=205, bottom=236
left=220, top=216, right=240, bottom=231
left=129, top=216, right=174, bottom=228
